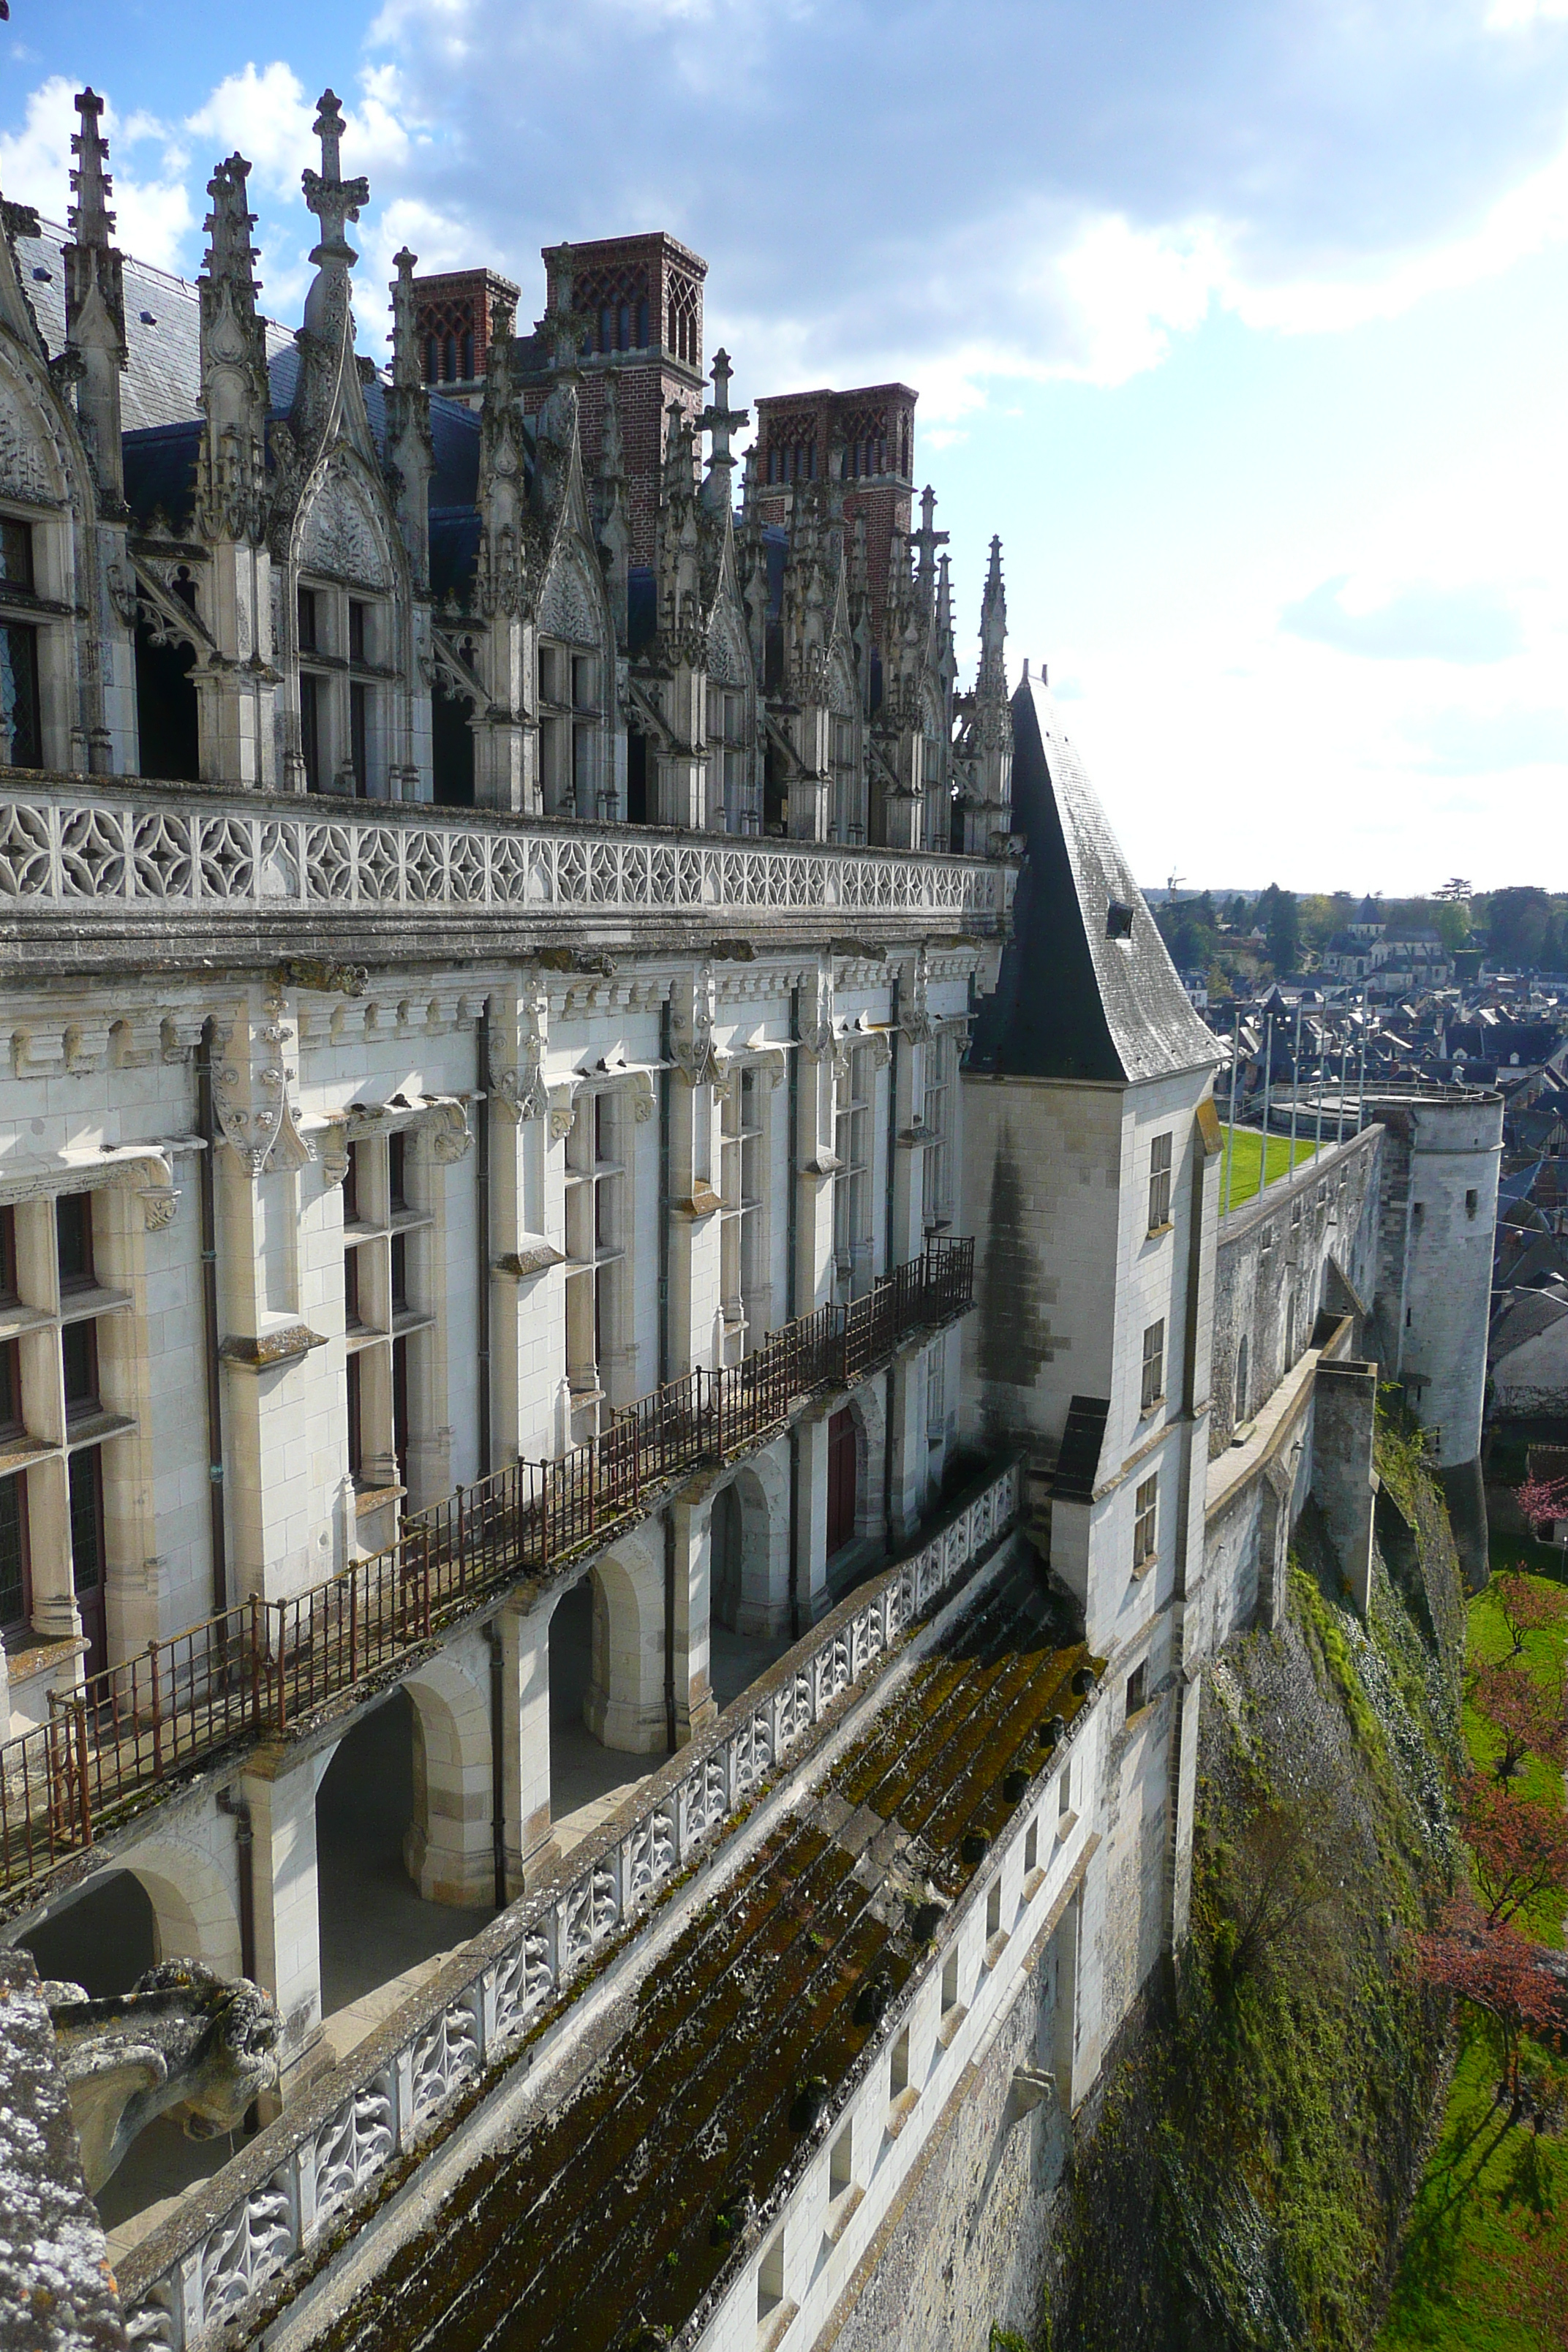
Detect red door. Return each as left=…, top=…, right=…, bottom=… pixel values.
left=826, top=1408, right=858, bottom=1556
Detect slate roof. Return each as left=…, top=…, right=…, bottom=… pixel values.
left=15, top=215, right=483, bottom=576
left=967, top=676, right=1221, bottom=1086
left=13, top=216, right=295, bottom=431
left=1491, top=1288, right=1568, bottom=1361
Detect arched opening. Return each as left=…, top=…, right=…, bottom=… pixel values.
left=711, top=1480, right=743, bottom=1633
left=827, top=1403, right=859, bottom=1558
left=15, top=1865, right=244, bottom=2252
left=547, top=1567, right=658, bottom=1856
left=134, top=620, right=199, bottom=783
left=431, top=681, right=475, bottom=807
left=706, top=1471, right=793, bottom=1710
left=314, top=1688, right=492, bottom=2065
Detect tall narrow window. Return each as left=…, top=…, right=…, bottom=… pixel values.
left=388, top=1131, right=408, bottom=1213
left=0, top=621, right=41, bottom=767
left=564, top=1092, right=625, bottom=1420
left=298, top=587, right=318, bottom=651
left=300, top=672, right=323, bottom=792
left=346, top=1350, right=363, bottom=1484
left=348, top=600, right=366, bottom=663
left=0, top=1338, right=22, bottom=1436
left=61, top=1320, right=99, bottom=1421
left=56, top=1194, right=94, bottom=1293
left=350, top=681, right=369, bottom=796
left=719, top=1070, right=761, bottom=1361
left=1140, top=1319, right=1165, bottom=1413
left=0, top=518, right=35, bottom=592
left=0, top=1204, right=17, bottom=1304
left=1132, top=1474, right=1158, bottom=1572
left=833, top=1046, right=870, bottom=1289
left=0, top=1474, right=29, bottom=1632
left=1147, top=1132, right=1172, bottom=1231
left=921, top=1039, right=949, bottom=1231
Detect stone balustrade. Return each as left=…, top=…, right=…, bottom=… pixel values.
left=119, top=1458, right=1021, bottom=2351
left=0, top=776, right=1011, bottom=945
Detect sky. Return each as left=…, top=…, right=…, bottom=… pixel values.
left=1, top=0, right=1565, bottom=894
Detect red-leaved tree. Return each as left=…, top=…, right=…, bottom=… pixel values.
left=1493, top=1568, right=1568, bottom=1661
left=1515, top=1474, right=1568, bottom=1542
left=1469, top=1660, right=1567, bottom=1782
left=1460, top=1774, right=1568, bottom=1929
left=1416, top=1894, right=1567, bottom=2102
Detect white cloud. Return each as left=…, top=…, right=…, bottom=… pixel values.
left=1488, top=0, right=1568, bottom=26
left=0, top=77, right=194, bottom=270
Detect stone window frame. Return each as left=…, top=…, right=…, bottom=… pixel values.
left=341, top=1125, right=439, bottom=1515
left=537, top=636, right=605, bottom=820
left=562, top=1086, right=628, bottom=1435
left=0, top=1186, right=138, bottom=1670
left=1139, top=1317, right=1166, bottom=1416
left=295, top=573, right=395, bottom=799
left=1147, top=1131, right=1173, bottom=1233
left=832, top=1044, right=873, bottom=1294
left=1132, top=1472, right=1158, bottom=1575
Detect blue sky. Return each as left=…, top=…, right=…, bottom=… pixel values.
left=3, top=0, right=1565, bottom=892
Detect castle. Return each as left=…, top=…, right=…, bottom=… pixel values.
left=0, top=88, right=1500, bottom=2352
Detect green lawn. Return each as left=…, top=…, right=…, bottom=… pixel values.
left=1377, top=1573, right=1568, bottom=2351
left=1219, top=1128, right=1319, bottom=1211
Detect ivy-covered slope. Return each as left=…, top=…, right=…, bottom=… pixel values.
left=1041, top=1423, right=1464, bottom=2352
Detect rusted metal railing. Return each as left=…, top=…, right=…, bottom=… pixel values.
left=0, top=1235, right=972, bottom=1898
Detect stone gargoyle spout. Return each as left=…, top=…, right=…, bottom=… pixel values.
left=42, top=1958, right=282, bottom=2193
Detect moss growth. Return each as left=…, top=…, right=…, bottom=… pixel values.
left=1044, top=1481, right=1459, bottom=2351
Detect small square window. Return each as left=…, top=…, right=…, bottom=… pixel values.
left=941, top=1949, right=960, bottom=2015
left=1023, top=1817, right=1039, bottom=1874
left=1140, top=1319, right=1165, bottom=1413
left=0, top=518, right=34, bottom=592
left=985, top=1879, right=1001, bottom=1939
left=1466, top=1188, right=1478, bottom=1221
left=1058, top=1763, right=1071, bottom=1816
left=1126, top=1661, right=1147, bottom=1718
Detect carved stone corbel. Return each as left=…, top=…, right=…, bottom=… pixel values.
left=211, top=990, right=315, bottom=1179
left=668, top=963, right=717, bottom=1088
left=899, top=943, right=935, bottom=1044
left=426, top=1098, right=473, bottom=1164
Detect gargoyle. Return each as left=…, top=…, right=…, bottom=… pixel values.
left=43, top=1959, right=282, bottom=2194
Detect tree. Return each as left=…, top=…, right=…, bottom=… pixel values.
left=1487, top=886, right=1553, bottom=969
left=1460, top=1774, right=1568, bottom=1929
left=1416, top=1893, right=1567, bottom=2103
left=1493, top=1561, right=1568, bottom=1654
left=1469, top=1659, right=1567, bottom=1783
left=1255, top=883, right=1300, bottom=975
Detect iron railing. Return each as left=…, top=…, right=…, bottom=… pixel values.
left=0, top=1235, right=973, bottom=1899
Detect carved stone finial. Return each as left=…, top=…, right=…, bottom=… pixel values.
left=699, top=346, right=750, bottom=517
left=389, top=246, right=421, bottom=388
left=68, top=88, right=115, bottom=249
left=301, top=88, right=369, bottom=349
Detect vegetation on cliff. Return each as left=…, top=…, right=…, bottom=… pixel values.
left=1041, top=1412, right=1463, bottom=2352
left=1376, top=1564, right=1568, bottom=2352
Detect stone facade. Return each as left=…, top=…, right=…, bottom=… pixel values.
left=0, top=80, right=1499, bottom=2352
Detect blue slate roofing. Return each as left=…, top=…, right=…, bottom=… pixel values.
left=967, top=677, right=1223, bottom=1086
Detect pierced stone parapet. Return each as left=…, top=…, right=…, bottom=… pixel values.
left=0, top=783, right=1009, bottom=945
left=118, top=1456, right=1021, bottom=2352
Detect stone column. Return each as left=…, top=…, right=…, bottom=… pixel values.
left=670, top=1497, right=718, bottom=1745
left=497, top=1590, right=557, bottom=1899
left=241, top=1749, right=325, bottom=2090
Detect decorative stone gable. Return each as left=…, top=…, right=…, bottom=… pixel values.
left=300, top=468, right=391, bottom=589
left=538, top=546, right=599, bottom=646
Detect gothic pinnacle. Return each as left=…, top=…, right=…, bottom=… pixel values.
left=69, top=89, right=115, bottom=249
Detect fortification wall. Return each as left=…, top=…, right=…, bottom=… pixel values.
left=1210, top=1125, right=1382, bottom=1454
left=1368, top=1091, right=1502, bottom=1467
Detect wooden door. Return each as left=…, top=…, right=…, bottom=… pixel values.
left=826, top=1407, right=858, bottom=1557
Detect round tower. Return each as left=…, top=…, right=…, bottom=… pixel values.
left=1379, top=1089, right=1503, bottom=1468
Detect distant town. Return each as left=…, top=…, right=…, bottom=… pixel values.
left=1150, top=878, right=1568, bottom=1535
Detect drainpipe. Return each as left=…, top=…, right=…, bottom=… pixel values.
left=659, top=998, right=672, bottom=1386
left=196, top=1019, right=228, bottom=1621
left=663, top=1508, right=678, bottom=1754
left=883, top=976, right=900, bottom=1553
left=788, top=1428, right=802, bottom=1642
left=483, top=1618, right=506, bottom=1909
left=215, top=1787, right=255, bottom=1980
left=476, top=1006, right=492, bottom=1479
left=788, top=984, right=802, bottom=1637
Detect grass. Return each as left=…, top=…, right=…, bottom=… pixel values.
left=1219, top=1128, right=1319, bottom=1212
left=1376, top=1572, right=1568, bottom=2351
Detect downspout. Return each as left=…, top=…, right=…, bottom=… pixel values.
left=476, top=1005, right=492, bottom=1478
left=883, top=975, right=900, bottom=1552
left=788, top=984, right=802, bottom=1636
left=660, top=997, right=676, bottom=1747
left=196, top=1020, right=228, bottom=1621
left=483, top=1618, right=507, bottom=1908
